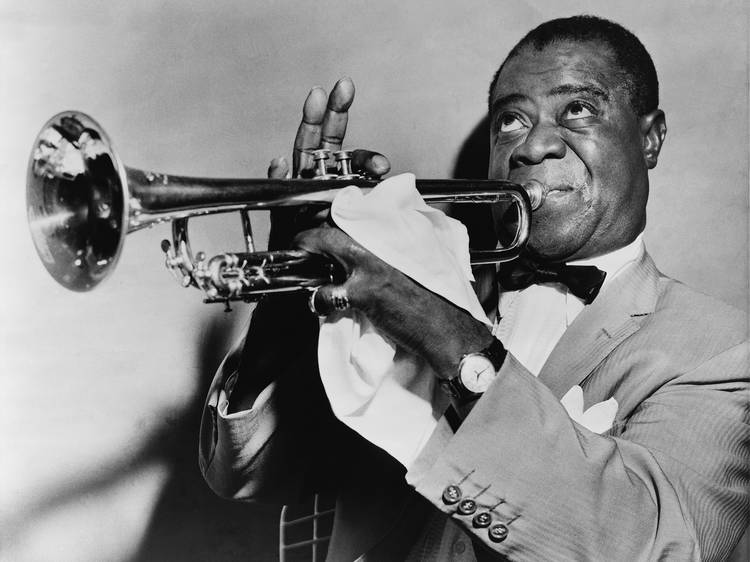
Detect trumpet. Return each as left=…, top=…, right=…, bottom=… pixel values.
left=27, top=111, right=545, bottom=305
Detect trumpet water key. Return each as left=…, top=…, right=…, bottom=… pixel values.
left=27, top=111, right=546, bottom=304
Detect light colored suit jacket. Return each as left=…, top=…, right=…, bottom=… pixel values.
left=199, top=252, right=749, bottom=561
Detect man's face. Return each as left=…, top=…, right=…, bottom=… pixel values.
left=489, top=41, right=650, bottom=261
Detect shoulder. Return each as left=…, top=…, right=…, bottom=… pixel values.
left=652, top=274, right=746, bottom=345
left=625, top=250, right=746, bottom=346
left=596, top=253, right=747, bottom=390
left=588, top=266, right=748, bottom=424
left=619, top=269, right=748, bottom=387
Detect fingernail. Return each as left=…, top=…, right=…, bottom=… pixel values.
left=373, top=155, right=390, bottom=173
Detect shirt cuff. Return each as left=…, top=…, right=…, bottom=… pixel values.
left=217, top=372, right=277, bottom=419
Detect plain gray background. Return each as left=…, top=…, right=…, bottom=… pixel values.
left=1, top=1, right=747, bottom=560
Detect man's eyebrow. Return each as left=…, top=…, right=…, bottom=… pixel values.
left=489, top=93, right=527, bottom=115
left=548, top=84, right=609, bottom=101
left=490, top=84, right=609, bottom=115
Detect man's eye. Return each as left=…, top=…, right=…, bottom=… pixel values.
left=498, top=113, right=524, bottom=133
left=563, top=101, right=595, bottom=121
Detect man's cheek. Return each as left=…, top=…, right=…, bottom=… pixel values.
left=488, top=147, right=513, bottom=179
left=488, top=161, right=507, bottom=179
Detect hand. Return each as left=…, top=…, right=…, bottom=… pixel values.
left=267, top=78, right=391, bottom=250
left=295, top=226, right=494, bottom=380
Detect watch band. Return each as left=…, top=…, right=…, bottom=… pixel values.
left=439, top=376, right=483, bottom=402
left=480, top=337, right=507, bottom=371
left=440, top=338, right=507, bottom=402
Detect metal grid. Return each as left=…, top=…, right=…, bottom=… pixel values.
left=279, top=494, right=335, bottom=562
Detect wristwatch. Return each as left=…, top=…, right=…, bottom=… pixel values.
left=440, top=338, right=507, bottom=402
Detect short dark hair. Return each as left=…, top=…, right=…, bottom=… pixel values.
left=489, top=15, right=659, bottom=116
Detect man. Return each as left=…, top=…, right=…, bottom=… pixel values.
left=199, top=16, right=749, bottom=561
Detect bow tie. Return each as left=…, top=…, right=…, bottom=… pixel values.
left=497, top=258, right=607, bottom=304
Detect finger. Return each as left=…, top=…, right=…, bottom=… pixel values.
left=267, top=156, right=299, bottom=249
left=319, top=77, right=355, bottom=152
left=267, top=156, right=291, bottom=179
left=293, top=87, right=328, bottom=175
left=310, top=282, right=354, bottom=317
left=351, top=149, right=391, bottom=178
left=293, top=227, right=357, bottom=274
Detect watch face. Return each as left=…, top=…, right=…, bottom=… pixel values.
left=459, top=354, right=497, bottom=393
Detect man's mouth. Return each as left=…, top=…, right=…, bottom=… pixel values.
left=546, top=185, right=575, bottom=195
left=515, top=175, right=576, bottom=189
left=519, top=179, right=577, bottom=208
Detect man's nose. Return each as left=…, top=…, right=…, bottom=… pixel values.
left=510, top=123, right=566, bottom=167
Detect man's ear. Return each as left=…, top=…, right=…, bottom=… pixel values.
left=640, top=109, right=667, bottom=169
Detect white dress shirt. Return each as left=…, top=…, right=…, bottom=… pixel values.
left=495, top=234, right=645, bottom=375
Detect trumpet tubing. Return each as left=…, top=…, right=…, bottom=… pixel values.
left=27, top=111, right=544, bottom=303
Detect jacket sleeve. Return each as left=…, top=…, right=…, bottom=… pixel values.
left=198, top=295, right=350, bottom=504
left=407, top=343, right=750, bottom=561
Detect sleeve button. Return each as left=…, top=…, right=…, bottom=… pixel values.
left=488, top=523, right=509, bottom=543
left=457, top=498, right=477, bottom=515
left=472, top=511, right=492, bottom=528
left=442, top=485, right=462, bottom=505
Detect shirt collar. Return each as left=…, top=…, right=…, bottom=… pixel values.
left=568, top=233, right=645, bottom=287
left=495, top=233, right=646, bottom=316
left=493, top=233, right=646, bottom=339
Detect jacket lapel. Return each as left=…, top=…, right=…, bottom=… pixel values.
left=537, top=251, right=661, bottom=399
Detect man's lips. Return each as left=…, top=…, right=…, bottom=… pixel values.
left=518, top=179, right=578, bottom=207
left=546, top=185, right=575, bottom=195
left=512, top=177, right=580, bottom=194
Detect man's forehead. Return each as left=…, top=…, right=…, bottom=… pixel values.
left=491, top=41, right=621, bottom=101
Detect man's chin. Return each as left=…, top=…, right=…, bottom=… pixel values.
left=523, top=246, right=565, bottom=263
left=524, top=231, right=583, bottom=263
left=494, top=205, right=588, bottom=262
left=494, top=224, right=573, bottom=262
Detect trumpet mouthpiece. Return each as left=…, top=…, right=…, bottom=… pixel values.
left=522, top=179, right=547, bottom=210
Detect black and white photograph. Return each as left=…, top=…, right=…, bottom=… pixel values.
left=1, top=1, right=748, bottom=560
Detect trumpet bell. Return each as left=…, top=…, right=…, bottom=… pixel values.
left=27, top=111, right=129, bottom=291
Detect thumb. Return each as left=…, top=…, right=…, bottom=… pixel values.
left=267, top=156, right=291, bottom=179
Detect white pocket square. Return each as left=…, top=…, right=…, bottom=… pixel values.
left=560, top=385, right=618, bottom=434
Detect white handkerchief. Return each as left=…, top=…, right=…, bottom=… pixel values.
left=560, top=385, right=618, bottom=434
left=330, top=173, right=489, bottom=323
left=318, top=173, right=491, bottom=468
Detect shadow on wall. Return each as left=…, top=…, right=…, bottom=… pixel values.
left=451, top=116, right=496, bottom=260
left=2, top=306, right=279, bottom=561
left=132, top=308, right=280, bottom=561
left=451, top=115, right=499, bottom=314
